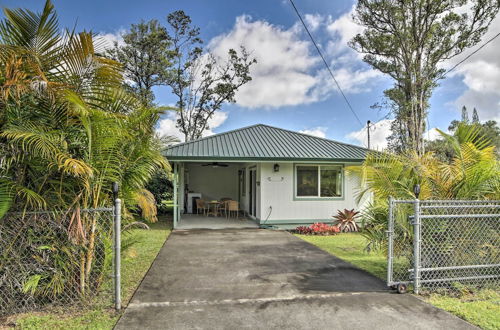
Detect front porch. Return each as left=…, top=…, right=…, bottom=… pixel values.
left=176, top=214, right=259, bottom=229
left=171, top=160, right=260, bottom=229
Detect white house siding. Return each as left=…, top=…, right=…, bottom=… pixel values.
left=259, top=162, right=369, bottom=227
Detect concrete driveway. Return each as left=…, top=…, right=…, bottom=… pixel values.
left=115, top=229, right=474, bottom=330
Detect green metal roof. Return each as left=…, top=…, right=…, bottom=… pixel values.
left=164, top=124, right=368, bottom=162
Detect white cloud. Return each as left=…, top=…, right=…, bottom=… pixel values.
left=321, top=8, right=381, bottom=94
left=304, top=14, right=323, bottom=31
left=96, top=29, right=125, bottom=51
left=347, top=123, right=449, bottom=148
left=208, top=15, right=322, bottom=108
left=346, top=119, right=393, bottom=150
left=424, top=128, right=445, bottom=141
left=447, top=16, right=500, bottom=121
left=315, top=66, right=381, bottom=96
left=299, top=126, right=327, bottom=138
left=157, top=115, right=184, bottom=141
left=203, top=112, right=228, bottom=136
left=326, top=7, right=364, bottom=55
left=207, top=13, right=381, bottom=109
left=156, top=111, right=228, bottom=142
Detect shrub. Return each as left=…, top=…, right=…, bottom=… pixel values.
left=295, top=226, right=312, bottom=235
left=294, top=223, right=340, bottom=235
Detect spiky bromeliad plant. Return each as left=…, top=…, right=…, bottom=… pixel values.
left=0, top=0, right=170, bottom=303
left=333, top=209, right=360, bottom=232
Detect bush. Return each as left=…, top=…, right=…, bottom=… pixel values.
left=294, top=223, right=340, bottom=235
left=157, top=200, right=174, bottom=215
left=295, top=226, right=313, bottom=235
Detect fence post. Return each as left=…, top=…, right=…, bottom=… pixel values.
left=413, top=198, right=421, bottom=294
left=114, top=197, right=121, bottom=310
left=387, top=196, right=394, bottom=287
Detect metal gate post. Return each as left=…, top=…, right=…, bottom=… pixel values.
left=114, top=197, right=122, bottom=310
left=387, top=196, right=394, bottom=286
left=413, top=198, right=421, bottom=294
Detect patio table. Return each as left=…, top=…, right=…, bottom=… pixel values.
left=206, top=201, right=221, bottom=217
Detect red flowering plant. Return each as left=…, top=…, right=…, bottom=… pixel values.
left=295, top=226, right=313, bottom=235
left=294, top=222, right=340, bottom=235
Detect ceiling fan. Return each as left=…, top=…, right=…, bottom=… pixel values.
left=202, top=162, right=229, bottom=168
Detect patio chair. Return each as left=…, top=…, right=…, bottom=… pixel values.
left=227, top=200, right=239, bottom=219
left=195, top=199, right=209, bottom=215
left=219, top=198, right=231, bottom=217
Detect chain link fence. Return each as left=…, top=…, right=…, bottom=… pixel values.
left=0, top=206, right=120, bottom=316
left=388, top=198, right=500, bottom=293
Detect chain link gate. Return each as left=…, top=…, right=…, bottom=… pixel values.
left=387, top=197, right=500, bottom=294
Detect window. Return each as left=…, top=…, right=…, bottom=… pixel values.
left=320, top=166, right=342, bottom=197
left=295, top=165, right=343, bottom=198
left=296, top=166, right=318, bottom=196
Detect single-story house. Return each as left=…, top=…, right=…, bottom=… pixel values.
left=164, top=124, right=370, bottom=229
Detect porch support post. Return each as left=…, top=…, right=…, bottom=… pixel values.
left=173, top=163, right=178, bottom=228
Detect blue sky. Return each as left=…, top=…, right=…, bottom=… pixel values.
left=1, top=0, right=499, bottom=147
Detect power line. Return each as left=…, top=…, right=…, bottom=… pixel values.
left=288, top=0, right=363, bottom=128
left=444, top=31, right=500, bottom=77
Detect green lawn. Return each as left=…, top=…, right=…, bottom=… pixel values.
left=13, top=221, right=171, bottom=330
left=296, top=233, right=500, bottom=330
left=160, top=200, right=174, bottom=215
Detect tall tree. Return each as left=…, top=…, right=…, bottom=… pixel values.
left=461, top=105, right=469, bottom=123
left=166, top=11, right=256, bottom=141
left=351, top=0, right=500, bottom=155
left=107, top=20, right=172, bottom=106
left=472, top=107, right=480, bottom=123
left=429, top=110, right=500, bottom=160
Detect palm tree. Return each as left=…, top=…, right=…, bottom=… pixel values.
left=0, top=0, right=169, bottom=297
left=348, top=123, right=500, bottom=250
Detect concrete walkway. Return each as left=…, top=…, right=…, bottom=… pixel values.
left=115, top=229, right=475, bottom=330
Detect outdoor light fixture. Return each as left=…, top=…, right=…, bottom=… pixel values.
left=112, top=182, right=119, bottom=200
left=273, top=164, right=280, bottom=172
left=414, top=184, right=421, bottom=199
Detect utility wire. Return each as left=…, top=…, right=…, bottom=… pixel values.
left=288, top=0, right=363, bottom=128
left=444, top=31, right=500, bottom=76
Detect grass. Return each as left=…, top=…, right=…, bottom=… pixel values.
left=11, top=220, right=171, bottom=330
left=160, top=200, right=174, bottom=215
left=296, top=233, right=387, bottom=279
left=427, top=289, right=500, bottom=330
left=296, top=232, right=500, bottom=330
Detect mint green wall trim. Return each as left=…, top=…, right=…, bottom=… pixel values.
left=292, top=164, right=345, bottom=201
left=261, top=219, right=334, bottom=225
left=260, top=219, right=335, bottom=230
